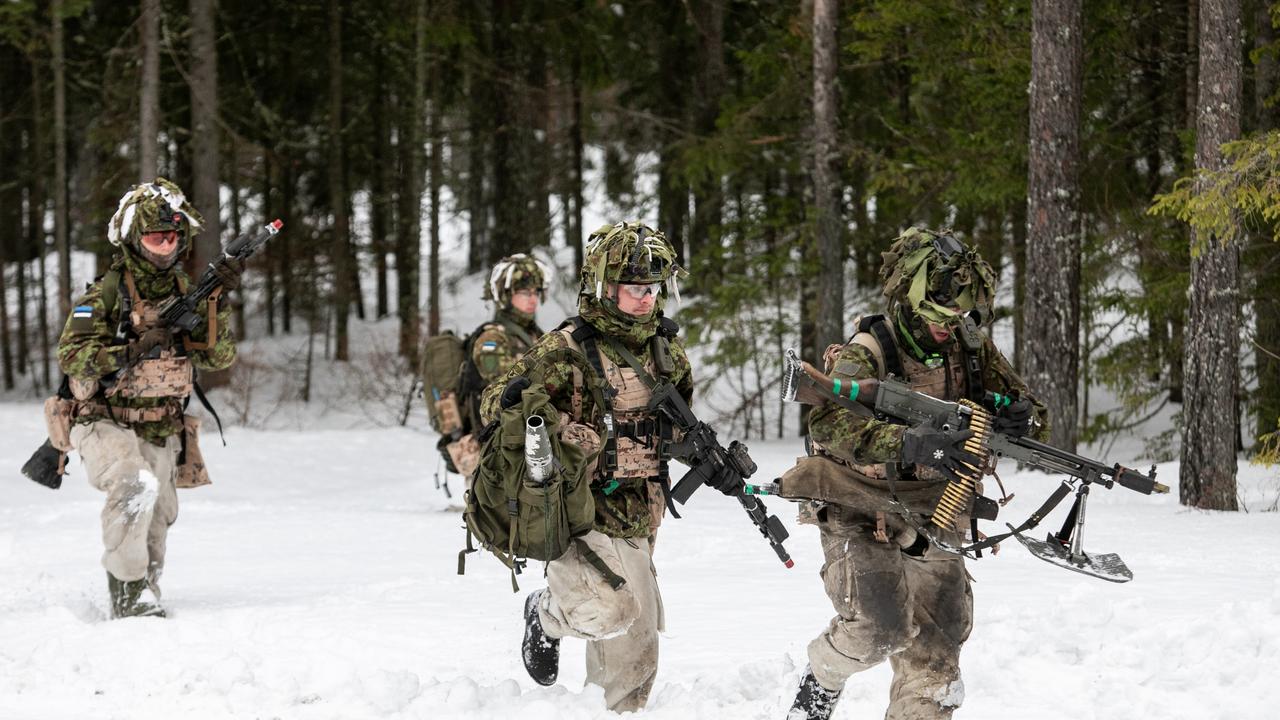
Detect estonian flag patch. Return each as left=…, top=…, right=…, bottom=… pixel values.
left=72, top=306, right=94, bottom=319
left=480, top=341, right=498, bottom=352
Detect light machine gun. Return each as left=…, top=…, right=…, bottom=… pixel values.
left=647, top=381, right=795, bottom=569
left=782, top=349, right=1169, bottom=583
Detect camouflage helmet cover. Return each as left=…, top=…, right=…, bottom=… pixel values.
left=106, top=177, right=204, bottom=258
left=879, top=226, right=996, bottom=326
left=580, top=221, right=686, bottom=300
left=485, top=253, right=551, bottom=303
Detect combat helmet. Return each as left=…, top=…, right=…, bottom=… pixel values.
left=485, top=253, right=551, bottom=304
left=106, top=178, right=203, bottom=270
left=879, top=226, right=995, bottom=348
left=578, top=221, right=686, bottom=344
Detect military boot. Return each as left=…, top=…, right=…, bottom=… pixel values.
left=787, top=667, right=842, bottom=720
left=107, top=573, right=166, bottom=619
left=521, top=589, right=559, bottom=686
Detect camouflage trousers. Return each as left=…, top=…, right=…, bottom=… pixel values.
left=536, top=529, right=665, bottom=713
left=806, top=504, right=972, bottom=720
left=70, top=420, right=179, bottom=589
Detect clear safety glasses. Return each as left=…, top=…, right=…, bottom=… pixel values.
left=619, top=282, right=662, bottom=299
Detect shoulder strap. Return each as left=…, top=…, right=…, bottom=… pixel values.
left=857, top=314, right=905, bottom=379
left=567, top=317, right=618, bottom=478
left=495, top=317, right=536, bottom=349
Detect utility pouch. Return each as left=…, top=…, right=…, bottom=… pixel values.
left=972, top=494, right=999, bottom=521
left=446, top=432, right=482, bottom=478
left=175, top=415, right=212, bottom=489
left=436, top=392, right=463, bottom=436
left=43, top=396, right=76, bottom=452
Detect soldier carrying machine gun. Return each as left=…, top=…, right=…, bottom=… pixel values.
left=781, top=348, right=1168, bottom=583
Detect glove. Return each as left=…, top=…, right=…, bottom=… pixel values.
left=706, top=465, right=742, bottom=496
left=212, top=255, right=247, bottom=292
left=900, top=425, right=981, bottom=483
left=500, top=377, right=531, bottom=410
left=125, top=327, right=173, bottom=365
left=992, top=397, right=1034, bottom=438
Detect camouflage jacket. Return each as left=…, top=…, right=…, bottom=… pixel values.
left=471, top=309, right=542, bottom=385
left=58, top=255, right=237, bottom=445
left=480, top=321, right=694, bottom=539
left=809, top=323, right=1049, bottom=481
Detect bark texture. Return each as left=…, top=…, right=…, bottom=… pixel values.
left=1181, top=0, right=1241, bottom=510
left=812, top=0, right=843, bottom=353
left=1024, top=0, right=1083, bottom=452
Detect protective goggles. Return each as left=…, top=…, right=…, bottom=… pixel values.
left=619, top=282, right=662, bottom=299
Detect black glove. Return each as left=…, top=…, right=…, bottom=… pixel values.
left=706, top=465, right=742, bottom=496
left=500, top=377, right=531, bottom=409
left=992, top=397, right=1034, bottom=438
left=900, top=425, right=981, bottom=483
left=125, top=327, right=173, bottom=364
left=212, top=255, right=247, bottom=292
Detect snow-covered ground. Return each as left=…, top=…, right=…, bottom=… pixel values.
left=2, top=397, right=1278, bottom=719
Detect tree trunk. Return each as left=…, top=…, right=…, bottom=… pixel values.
left=371, top=44, right=391, bottom=321
left=262, top=153, right=276, bottom=336
left=52, top=0, right=71, bottom=319
left=428, top=63, right=442, bottom=338
left=30, top=56, right=51, bottom=389
left=327, top=0, right=350, bottom=361
left=568, top=21, right=585, bottom=266
left=812, top=0, right=843, bottom=353
left=139, top=0, right=160, bottom=180
left=229, top=138, right=245, bottom=339
left=688, top=0, right=727, bottom=270
left=190, top=0, right=220, bottom=269
left=1025, top=0, right=1083, bottom=453
left=1010, top=200, right=1028, bottom=373
left=397, top=0, right=425, bottom=364
left=1181, top=0, right=1242, bottom=510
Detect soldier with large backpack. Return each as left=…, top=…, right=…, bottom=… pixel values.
left=421, top=254, right=549, bottom=482
left=474, top=222, right=704, bottom=713
left=783, top=227, right=1049, bottom=720
left=55, top=179, right=240, bottom=619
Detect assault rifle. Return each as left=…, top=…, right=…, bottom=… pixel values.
left=20, top=220, right=283, bottom=491
left=781, top=348, right=1168, bottom=582
left=648, top=381, right=794, bottom=568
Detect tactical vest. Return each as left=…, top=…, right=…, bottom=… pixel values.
left=558, top=318, right=676, bottom=531
left=819, top=314, right=975, bottom=486
left=109, top=269, right=194, bottom=400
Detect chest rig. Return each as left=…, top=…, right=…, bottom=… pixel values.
left=837, top=313, right=984, bottom=485
left=561, top=316, right=681, bottom=524
left=108, top=269, right=197, bottom=400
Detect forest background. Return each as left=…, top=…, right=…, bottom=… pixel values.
left=0, top=0, right=1277, bottom=513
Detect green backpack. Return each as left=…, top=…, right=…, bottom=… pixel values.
left=458, top=383, right=598, bottom=590
left=419, top=331, right=468, bottom=436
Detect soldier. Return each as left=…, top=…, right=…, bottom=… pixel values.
left=786, top=227, right=1050, bottom=720
left=57, top=178, right=239, bottom=619
left=437, top=253, right=550, bottom=481
left=479, top=221, right=696, bottom=713
left=467, top=254, right=550, bottom=428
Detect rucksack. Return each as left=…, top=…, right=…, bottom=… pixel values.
left=458, top=381, right=600, bottom=591
left=419, top=330, right=468, bottom=437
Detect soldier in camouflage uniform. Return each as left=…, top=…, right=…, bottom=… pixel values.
left=439, top=254, right=549, bottom=480
left=480, top=222, right=695, bottom=713
left=786, top=228, right=1050, bottom=720
left=467, top=254, right=550, bottom=427
left=58, top=178, right=239, bottom=619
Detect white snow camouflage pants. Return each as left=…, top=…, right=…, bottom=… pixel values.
left=806, top=504, right=972, bottom=720
left=536, top=529, right=664, bottom=712
left=71, top=420, right=180, bottom=588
